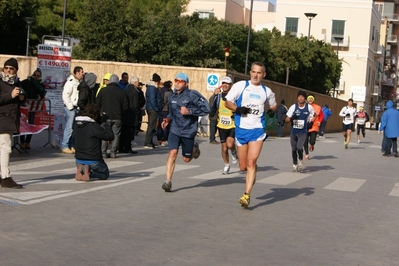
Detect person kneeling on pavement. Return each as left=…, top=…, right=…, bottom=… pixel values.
left=74, top=103, right=114, bottom=181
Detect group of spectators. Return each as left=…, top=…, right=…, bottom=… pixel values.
left=61, top=68, right=175, bottom=181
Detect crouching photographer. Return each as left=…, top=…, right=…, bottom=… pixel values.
left=73, top=104, right=115, bottom=181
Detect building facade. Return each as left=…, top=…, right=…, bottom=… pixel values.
left=182, top=0, right=276, bottom=31
left=184, top=0, right=397, bottom=119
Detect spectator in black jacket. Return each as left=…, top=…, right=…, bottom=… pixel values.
left=0, top=58, right=25, bottom=188
left=96, top=74, right=129, bottom=158
left=119, top=76, right=141, bottom=154
left=20, top=68, right=47, bottom=149
left=74, top=103, right=114, bottom=181
left=136, top=82, right=146, bottom=134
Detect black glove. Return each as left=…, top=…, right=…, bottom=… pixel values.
left=290, top=114, right=298, bottom=123
left=345, top=113, right=350, bottom=117
left=266, top=109, right=275, bottom=118
left=101, top=113, right=109, bottom=124
left=307, top=121, right=314, bottom=129
left=236, top=106, right=251, bottom=115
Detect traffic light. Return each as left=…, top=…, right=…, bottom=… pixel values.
left=224, top=47, right=230, bottom=57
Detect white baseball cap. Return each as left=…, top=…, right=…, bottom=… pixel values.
left=221, top=76, right=232, bottom=84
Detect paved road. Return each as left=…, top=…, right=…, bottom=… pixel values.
left=1, top=129, right=398, bottom=265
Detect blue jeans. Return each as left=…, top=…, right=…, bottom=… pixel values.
left=90, top=160, right=110, bottom=180
left=62, top=107, right=77, bottom=149
left=319, top=120, right=327, bottom=136
left=276, top=122, right=284, bottom=137
left=384, top=133, right=397, bottom=155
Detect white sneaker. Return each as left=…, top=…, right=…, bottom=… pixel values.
left=161, top=141, right=168, bottom=147
left=298, top=160, right=304, bottom=170
left=357, top=140, right=360, bottom=144
left=222, top=165, right=230, bottom=175
left=292, top=164, right=298, bottom=173
left=131, top=141, right=138, bottom=146
left=231, top=151, right=238, bottom=165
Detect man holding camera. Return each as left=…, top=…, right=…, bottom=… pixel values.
left=339, top=98, right=357, bottom=149
left=0, top=58, right=25, bottom=188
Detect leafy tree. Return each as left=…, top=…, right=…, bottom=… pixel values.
left=0, top=0, right=38, bottom=55
left=0, top=0, right=341, bottom=95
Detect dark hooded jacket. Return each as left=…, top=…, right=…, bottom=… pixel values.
left=77, top=73, right=98, bottom=113
left=74, top=116, right=114, bottom=161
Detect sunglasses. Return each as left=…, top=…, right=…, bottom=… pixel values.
left=222, top=82, right=231, bottom=85
left=4, top=66, right=15, bottom=71
left=174, top=79, right=186, bottom=84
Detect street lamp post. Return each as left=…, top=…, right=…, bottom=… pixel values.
left=334, top=36, right=344, bottom=55
left=224, top=47, right=230, bottom=69
left=304, top=13, right=317, bottom=47
left=245, top=0, right=254, bottom=74
left=23, top=17, right=35, bottom=56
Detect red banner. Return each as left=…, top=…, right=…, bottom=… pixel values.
left=19, top=113, right=49, bottom=135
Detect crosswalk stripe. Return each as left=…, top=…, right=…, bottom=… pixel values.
left=14, top=161, right=141, bottom=177
left=324, top=177, right=366, bottom=192
left=0, top=164, right=200, bottom=205
left=389, top=183, right=399, bottom=197
left=320, top=140, right=338, bottom=143
left=10, top=159, right=68, bottom=171
left=257, top=172, right=311, bottom=185
left=188, top=168, right=243, bottom=180
left=368, top=145, right=381, bottom=149
left=0, top=190, right=71, bottom=202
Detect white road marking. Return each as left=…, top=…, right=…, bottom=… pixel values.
left=10, top=159, right=68, bottom=171
left=14, top=161, right=141, bottom=176
left=188, top=169, right=243, bottom=179
left=0, top=190, right=71, bottom=202
left=321, top=140, right=338, bottom=143
left=368, top=145, right=382, bottom=149
left=324, top=177, right=366, bottom=192
left=389, top=183, right=399, bottom=197
left=0, top=164, right=199, bottom=205
left=257, top=172, right=311, bottom=185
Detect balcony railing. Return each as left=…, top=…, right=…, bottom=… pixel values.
left=387, top=35, right=398, bottom=45
left=385, top=13, right=399, bottom=22
left=374, top=44, right=385, bottom=57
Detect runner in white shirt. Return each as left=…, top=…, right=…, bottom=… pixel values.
left=225, top=62, right=277, bottom=208
left=338, top=98, right=357, bottom=149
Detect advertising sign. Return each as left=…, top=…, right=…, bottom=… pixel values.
left=37, top=44, right=72, bottom=146
left=350, top=86, right=366, bottom=102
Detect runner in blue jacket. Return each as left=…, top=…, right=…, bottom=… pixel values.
left=160, top=73, right=210, bottom=192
